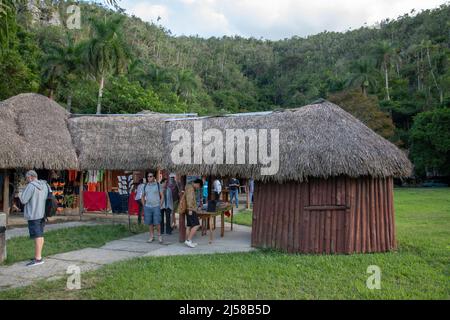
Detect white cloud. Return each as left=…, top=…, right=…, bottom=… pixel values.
left=127, top=3, right=170, bottom=24
left=121, top=0, right=447, bottom=39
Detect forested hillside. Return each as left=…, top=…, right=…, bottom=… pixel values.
left=1, top=1, right=449, bottom=177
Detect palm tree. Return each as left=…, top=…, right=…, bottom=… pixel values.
left=83, top=15, right=129, bottom=114
left=346, top=58, right=378, bottom=96
left=0, top=0, right=17, bottom=52
left=373, top=41, right=397, bottom=101
left=41, top=35, right=82, bottom=109
left=175, top=69, right=200, bottom=100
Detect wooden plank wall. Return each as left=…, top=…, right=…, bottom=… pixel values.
left=251, top=176, right=396, bottom=254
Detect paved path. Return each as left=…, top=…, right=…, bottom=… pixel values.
left=0, top=221, right=253, bottom=290
left=6, top=221, right=102, bottom=240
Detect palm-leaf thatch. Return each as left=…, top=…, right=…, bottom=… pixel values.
left=0, top=93, right=78, bottom=170
left=68, top=113, right=172, bottom=170
left=163, top=100, right=412, bottom=182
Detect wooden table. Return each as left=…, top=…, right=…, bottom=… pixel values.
left=197, top=212, right=222, bottom=244
left=179, top=203, right=233, bottom=243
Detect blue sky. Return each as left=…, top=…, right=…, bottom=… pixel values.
left=115, top=0, right=448, bottom=40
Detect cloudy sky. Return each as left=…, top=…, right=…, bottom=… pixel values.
left=118, top=0, right=448, bottom=40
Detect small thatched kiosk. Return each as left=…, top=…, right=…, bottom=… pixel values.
left=164, top=100, right=412, bottom=254
left=0, top=93, right=79, bottom=214
left=0, top=93, right=78, bottom=170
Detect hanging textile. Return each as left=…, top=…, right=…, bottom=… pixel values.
left=83, top=191, right=107, bottom=211
left=97, top=170, right=104, bottom=183
left=87, top=182, right=97, bottom=192
left=128, top=192, right=139, bottom=215
left=108, top=192, right=129, bottom=213
left=68, top=170, right=77, bottom=182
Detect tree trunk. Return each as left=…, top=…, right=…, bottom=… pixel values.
left=49, top=89, right=54, bottom=100
left=96, top=75, right=104, bottom=115
left=426, top=46, right=442, bottom=104
left=67, top=94, right=72, bottom=113
left=384, top=62, right=390, bottom=101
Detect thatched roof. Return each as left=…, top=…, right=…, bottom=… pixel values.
left=68, top=113, right=172, bottom=170
left=0, top=93, right=78, bottom=170
left=2, top=94, right=412, bottom=180
left=163, top=100, right=413, bottom=182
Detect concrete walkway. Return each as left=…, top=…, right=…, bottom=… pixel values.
left=0, top=221, right=253, bottom=290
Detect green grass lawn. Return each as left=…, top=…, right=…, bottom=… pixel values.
left=0, top=188, right=448, bottom=299
left=2, top=224, right=146, bottom=265
left=226, top=209, right=253, bottom=226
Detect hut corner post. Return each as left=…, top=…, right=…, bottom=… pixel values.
left=0, top=213, right=6, bottom=263
left=79, top=171, right=84, bottom=221
left=3, top=170, right=9, bottom=219
left=246, top=181, right=250, bottom=210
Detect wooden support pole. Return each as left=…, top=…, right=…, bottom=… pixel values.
left=178, top=175, right=187, bottom=243
left=0, top=213, right=6, bottom=263
left=79, top=171, right=84, bottom=221
left=246, top=180, right=250, bottom=210
left=3, top=170, right=9, bottom=217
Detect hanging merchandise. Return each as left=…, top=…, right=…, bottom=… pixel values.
left=97, top=170, right=104, bottom=183
left=85, top=170, right=101, bottom=191
left=51, top=173, right=65, bottom=214
left=117, top=175, right=133, bottom=195
left=84, top=191, right=107, bottom=211
left=68, top=170, right=77, bottom=182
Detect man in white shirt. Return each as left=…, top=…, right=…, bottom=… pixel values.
left=134, top=179, right=145, bottom=224
left=213, top=179, right=222, bottom=201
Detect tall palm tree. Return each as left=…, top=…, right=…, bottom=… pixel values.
left=41, top=34, right=81, bottom=109
left=373, top=41, right=397, bottom=101
left=83, top=15, right=129, bottom=114
left=346, top=58, right=378, bottom=96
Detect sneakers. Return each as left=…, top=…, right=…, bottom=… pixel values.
left=158, top=236, right=163, bottom=244
left=184, top=240, right=197, bottom=248
left=147, top=238, right=154, bottom=243
left=26, top=259, right=44, bottom=267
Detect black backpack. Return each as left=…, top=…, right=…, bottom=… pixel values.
left=45, top=183, right=58, bottom=218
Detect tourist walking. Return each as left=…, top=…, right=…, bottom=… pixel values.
left=184, top=179, right=202, bottom=248
left=160, top=179, right=174, bottom=235
left=142, top=172, right=164, bottom=243
left=228, top=177, right=240, bottom=208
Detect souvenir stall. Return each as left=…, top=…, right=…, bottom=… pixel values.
left=5, top=169, right=81, bottom=216
left=80, top=170, right=146, bottom=215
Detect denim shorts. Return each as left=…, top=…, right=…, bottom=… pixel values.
left=144, top=206, right=161, bottom=225
left=28, top=218, right=45, bottom=239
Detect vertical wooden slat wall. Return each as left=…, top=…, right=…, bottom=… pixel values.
left=251, top=176, right=396, bottom=254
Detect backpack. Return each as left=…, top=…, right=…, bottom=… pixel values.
left=44, top=183, right=58, bottom=218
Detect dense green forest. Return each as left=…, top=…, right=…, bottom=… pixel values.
left=0, top=1, right=449, bottom=177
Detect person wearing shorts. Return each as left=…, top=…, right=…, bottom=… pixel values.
left=184, top=179, right=202, bottom=248
left=19, top=170, right=48, bottom=267
left=141, top=172, right=164, bottom=244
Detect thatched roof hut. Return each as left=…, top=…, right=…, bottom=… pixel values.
left=68, top=113, right=191, bottom=170
left=163, top=100, right=412, bottom=182
left=0, top=93, right=78, bottom=170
